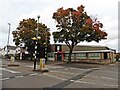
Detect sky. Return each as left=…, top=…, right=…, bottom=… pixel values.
left=0, top=0, right=119, bottom=52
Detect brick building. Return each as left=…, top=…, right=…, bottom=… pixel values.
left=47, top=44, right=116, bottom=64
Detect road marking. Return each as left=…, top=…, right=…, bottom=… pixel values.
left=50, top=70, right=77, bottom=75
left=91, top=68, right=100, bottom=70
left=26, top=65, right=40, bottom=68
left=75, top=80, right=118, bottom=87
left=0, top=68, right=21, bottom=74
left=70, top=80, right=75, bottom=82
left=15, top=75, right=23, bottom=78
left=87, top=74, right=118, bottom=80
left=98, top=70, right=118, bottom=73
left=43, top=73, right=67, bottom=80
left=29, top=73, right=38, bottom=76
left=69, top=67, right=87, bottom=70
left=0, top=77, right=10, bottom=81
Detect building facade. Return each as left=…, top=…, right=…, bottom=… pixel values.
left=47, top=44, right=116, bottom=64
left=2, top=45, right=17, bottom=58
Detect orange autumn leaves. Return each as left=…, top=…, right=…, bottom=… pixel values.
left=53, top=5, right=85, bottom=17
left=53, top=5, right=107, bottom=39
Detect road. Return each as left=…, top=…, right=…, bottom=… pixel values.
left=0, top=58, right=119, bottom=89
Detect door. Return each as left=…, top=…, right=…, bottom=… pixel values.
left=104, top=52, right=108, bottom=59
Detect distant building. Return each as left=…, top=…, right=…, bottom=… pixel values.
left=8, top=44, right=116, bottom=64
left=47, top=44, right=116, bottom=64
left=2, top=45, right=17, bottom=58
left=0, top=48, right=4, bottom=58
left=115, top=53, right=120, bottom=61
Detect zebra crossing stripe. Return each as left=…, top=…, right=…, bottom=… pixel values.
left=0, top=68, right=21, bottom=74
left=0, top=73, right=39, bottom=81
left=29, top=73, right=38, bottom=76
left=15, top=75, right=24, bottom=78
left=0, top=77, right=10, bottom=81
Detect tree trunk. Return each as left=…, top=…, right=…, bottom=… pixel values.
left=68, top=48, right=73, bottom=63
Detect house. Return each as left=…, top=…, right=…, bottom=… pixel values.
left=3, top=45, right=17, bottom=58
left=47, top=44, right=116, bottom=64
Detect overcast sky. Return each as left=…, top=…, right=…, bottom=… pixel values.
left=0, top=0, right=119, bottom=52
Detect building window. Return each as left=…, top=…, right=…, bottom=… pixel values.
left=89, top=53, right=100, bottom=59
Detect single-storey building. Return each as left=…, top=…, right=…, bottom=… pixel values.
left=115, top=53, right=120, bottom=61
left=2, top=45, right=17, bottom=58
left=47, top=44, right=116, bottom=64
left=7, top=44, right=116, bottom=64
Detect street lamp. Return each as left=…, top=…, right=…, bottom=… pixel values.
left=44, top=28, right=49, bottom=63
left=33, top=15, right=40, bottom=70
left=6, top=23, right=11, bottom=59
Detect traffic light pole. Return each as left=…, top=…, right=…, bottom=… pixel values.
left=33, top=15, right=40, bottom=71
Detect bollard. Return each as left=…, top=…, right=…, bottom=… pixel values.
left=8, top=56, right=19, bottom=66
left=40, top=58, right=43, bottom=70
left=43, top=58, right=45, bottom=68
left=39, top=58, right=48, bottom=72
left=10, top=56, right=15, bottom=64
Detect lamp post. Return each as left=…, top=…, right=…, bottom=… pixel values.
left=6, top=23, right=11, bottom=59
left=33, top=15, right=40, bottom=70
left=45, top=28, right=49, bottom=63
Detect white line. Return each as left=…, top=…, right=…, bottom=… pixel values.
left=69, top=67, right=87, bottom=70
left=0, top=77, right=10, bottom=81
left=98, top=70, right=118, bottom=73
left=15, top=76, right=23, bottom=78
left=88, top=74, right=118, bottom=80
left=0, top=74, right=2, bottom=76
left=70, top=80, right=75, bottom=82
left=0, top=68, right=21, bottom=74
left=50, top=70, right=77, bottom=75
left=75, top=80, right=118, bottom=87
left=29, top=73, right=38, bottom=76
left=91, top=68, right=100, bottom=70
left=26, top=65, right=40, bottom=68
left=43, top=73, right=67, bottom=80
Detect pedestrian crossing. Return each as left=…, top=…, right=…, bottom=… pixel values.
left=0, top=67, right=39, bottom=81
left=0, top=64, right=118, bottom=88
left=0, top=67, right=21, bottom=74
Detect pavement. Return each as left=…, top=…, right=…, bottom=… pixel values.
left=0, top=58, right=119, bottom=89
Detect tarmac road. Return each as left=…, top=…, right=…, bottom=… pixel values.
left=1, top=58, right=119, bottom=89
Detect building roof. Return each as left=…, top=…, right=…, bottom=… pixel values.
left=62, top=45, right=110, bottom=51
left=64, top=50, right=115, bottom=53
left=48, top=44, right=115, bottom=52
left=4, top=45, right=16, bottom=50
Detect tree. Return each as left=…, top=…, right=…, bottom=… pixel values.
left=12, top=18, right=51, bottom=59
left=52, top=5, right=107, bottom=63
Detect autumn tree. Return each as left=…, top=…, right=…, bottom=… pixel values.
left=12, top=18, right=51, bottom=59
left=52, top=5, right=107, bottom=63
